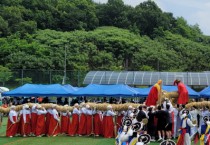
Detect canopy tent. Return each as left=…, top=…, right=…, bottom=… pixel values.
left=2, top=84, right=73, bottom=97
left=0, top=87, right=9, bottom=93
left=133, top=85, right=200, bottom=98
left=63, top=84, right=79, bottom=91
left=71, top=84, right=140, bottom=97
left=199, top=87, right=210, bottom=97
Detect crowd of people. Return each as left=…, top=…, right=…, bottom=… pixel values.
left=2, top=79, right=210, bottom=145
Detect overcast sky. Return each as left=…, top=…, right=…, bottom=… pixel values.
left=93, top=0, right=210, bottom=36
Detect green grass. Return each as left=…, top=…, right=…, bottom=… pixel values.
left=0, top=117, right=161, bottom=145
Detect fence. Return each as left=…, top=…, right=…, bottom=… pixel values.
left=3, top=69, right=87, bottom=88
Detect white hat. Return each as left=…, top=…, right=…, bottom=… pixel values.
left=107, top=105, right=112, bottom=109
left=86, top=104, right=90, bottom=108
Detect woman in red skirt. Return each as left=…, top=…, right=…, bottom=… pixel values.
left=68, top=103, right=80, bottom=136
left=78, top=102, right=87, bottom=136
left=61, top=105, right=71, bottom=134
left=104, top=105, right=116, bottom=138
left=35, top=105, right=47, bottom=137
left=94, top=110, right=103, bottom=136
left=48, top=104, right=60, bottom=137
left=19, top=104, right=31, bottom=137
left=6, top=106, right=18, bottom=137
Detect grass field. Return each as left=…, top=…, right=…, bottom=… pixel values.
left=0, top=117, right=162, bottom=145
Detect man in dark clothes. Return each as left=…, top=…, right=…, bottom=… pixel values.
left=147, top=106, right=156, bottom=141
left=136, top=106, right=147, bottom=122
left=155, top=105, right=168, bottom=141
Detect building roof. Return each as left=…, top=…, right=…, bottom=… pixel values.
left=83, top=71, right=210, bottom=86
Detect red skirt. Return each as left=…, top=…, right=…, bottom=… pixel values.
left=20, top=114, right=31, bottom=136
left=117, top=115, right=123, bottom=131
left=104, top=116, right=114, bottom=138
left=48, top=118, right=60, bottom=136
left=68, top=114, right=79, bottom=136
left=94, top=114, right=102, bottom=135
left=35, top=114, right=46, bottom=136
left=86, top=115, right=93, bottom=135
left=6, top=116, right=18, bottom=137
left=45, top=113, right=52, bottom=134
left=61, top=115, right=70, bottom=134
left=78, top=114, right=86, bottom=135
left=31, top=113, right=37, bottom=134
left=102, top=116, right=106, bottom=136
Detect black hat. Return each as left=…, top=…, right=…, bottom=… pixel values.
left=121, top=116, right=129, bottom=125
left=122, top=118, right=132, bottom=127
left=203, top=116, right=209, bottom=123
left=132, top=122, right=142, bottom=132
left=182, top=109, right=189, bottom=115
left=160, top=140, right=176, bottom=145
left=137, top=134, right=151, bottom=144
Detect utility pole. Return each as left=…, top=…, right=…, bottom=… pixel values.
left=62, top=45, right=67, bottom=85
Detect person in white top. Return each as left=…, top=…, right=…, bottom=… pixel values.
left=86, top=104, right=94, bottom=136
left=173, top=105, right=179, bottom=139
left=177, top=113, right=197, bottom=145
left=61, top=105, right=71, bottom=134
left=36, top=105, right=47, bottom=137
left=189, top=106, right=199, bottom=137
left=68, top=103, right=80, bottom=136
left=6, top=105, right=18, bottom=137
left=31, top=104, right=38, bottom=136
left=104, top=105, right=116, bottom=138
left=19, top=104, right=31, bottom=137
left=78, top=102, right=87, bottom=136
left=48, top=104, right=60, bottom=137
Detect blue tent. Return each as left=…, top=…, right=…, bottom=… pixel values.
left=72, top=84, right=140, bottom=97
left=2, top=84, right=73, bottom=97
left=134, top=85, right=199, bottom=98
left=199, top=87, right=210, bottom=97
left=63, top=84, right=79, bottom=91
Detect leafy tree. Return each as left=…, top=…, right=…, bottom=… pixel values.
left=0, top=65, right=12, bottom=86
left=15, top=77, right=32, bottom=85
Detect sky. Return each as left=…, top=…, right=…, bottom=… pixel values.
left=93, top=0, right=210, bottom=36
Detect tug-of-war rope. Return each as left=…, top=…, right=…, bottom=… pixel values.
left=0, top=103, right=141, bottom=113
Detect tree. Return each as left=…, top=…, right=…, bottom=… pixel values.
left=15, top=77, right=32, bottom=85
left=0, top=65, right=12, bottom=86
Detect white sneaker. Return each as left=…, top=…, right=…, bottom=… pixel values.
left=158, top=138, right=162, bottom=141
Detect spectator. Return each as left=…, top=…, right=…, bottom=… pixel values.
left=64, top=98, right=69, bottom=105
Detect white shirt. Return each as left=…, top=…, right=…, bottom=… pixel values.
left=9, top=110, right=18, bottom=123
left=31, top=105, right=37, bottom=113
left=106, top=110, right=116, bottom=116
left=181, top=118, right=196, bottom=128
left=37, top=109, right=47, bottom=115
left=20, top=109, right=31, bottom=123
left=61, top=112, right=71, bottom=116
left=86, top=109, right=93, bottom=115
left=190, top=109, right=199, bottom=122
left=80, top=107, right=87, bottom=114
left=73, top=108, right=80, bottom=115
left=52, top=109, right=60, bottom=122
